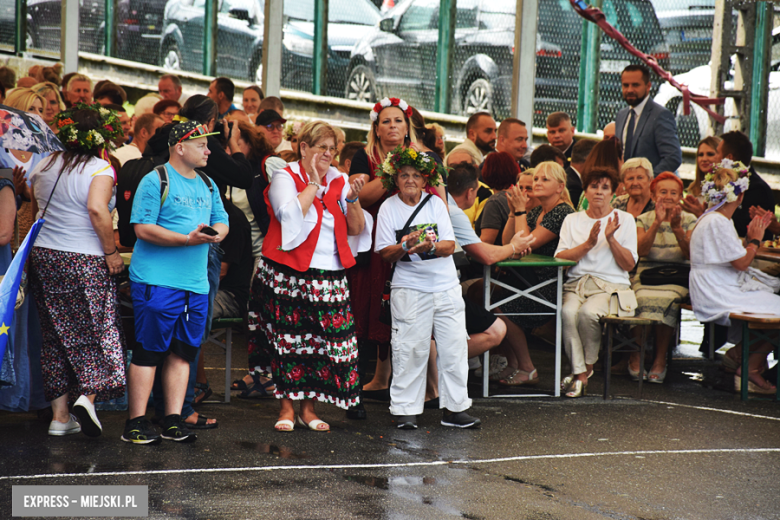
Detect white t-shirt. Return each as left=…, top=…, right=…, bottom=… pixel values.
left=112, top=143, right=142, bottom=166
left=555, top=209, right=638, bottom=285
left=375, top=194, right=458, bottom=293
left=30, top=155, right=116, bottom=256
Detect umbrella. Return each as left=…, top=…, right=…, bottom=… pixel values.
left=0, top=105, right=63, bottom=155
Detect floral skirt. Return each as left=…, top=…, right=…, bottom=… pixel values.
left=29, top=247, right=126, bottom=403
left=248, top=258, right=360, bottom=409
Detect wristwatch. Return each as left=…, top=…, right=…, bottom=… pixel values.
left=514, top=211, right=527, bottom=217
left=401, top=240, right=409, bottom=252
left=749, top=239, right=761, bottom=248
left=430, top=242, right=437, bottom=255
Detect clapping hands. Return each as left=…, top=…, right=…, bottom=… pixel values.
left=506, top=184, right=528, bottom=213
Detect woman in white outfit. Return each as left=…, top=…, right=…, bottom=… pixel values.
left=555, top=167, right=639, bottom=398
left=375, top=147, right=480, bottom=430
left=689, top=161, right=779, bottom=394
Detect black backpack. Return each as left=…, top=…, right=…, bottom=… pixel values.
left=116, top=161, right=213, bottom=248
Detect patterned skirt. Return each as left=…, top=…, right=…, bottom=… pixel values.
left=248, top=258, right=360, bottom=409
left=29, top=247, right=126, bottom=403
left=631, top=265, right=688, bottom=329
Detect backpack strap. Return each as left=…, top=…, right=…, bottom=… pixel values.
left=194, top=169, right=214, bottom=193
left=155, top=165, right=169, bottom=207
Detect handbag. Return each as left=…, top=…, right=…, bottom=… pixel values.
left=379, top=194, right=434, bottom=326
left=608, top=289, right=638, bottom=317
left=639, top=264, right=690, bottom=288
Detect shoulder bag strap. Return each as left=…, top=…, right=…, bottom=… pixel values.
left=391, top=194, right=434, bottom=272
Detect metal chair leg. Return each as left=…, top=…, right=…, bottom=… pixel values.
left=604, top=324, right=613, bottom=400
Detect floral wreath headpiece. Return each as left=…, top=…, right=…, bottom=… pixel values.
left=55, top=102, right=123, bottom=153
left=370, top=97, right=412, bottom=123
left=700, top=158, right=750, bottom=215
left=283, top=120, right=304, bottom=141
left=375, top=146, right=446, bottom=191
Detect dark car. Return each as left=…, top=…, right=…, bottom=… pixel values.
left=159, top=0, right=380, bottom=94
left=26, top=0, right=165, bottom=61
left=650, top=0, right=722, bottom=75
left=347, top=0, right=669, bottom=128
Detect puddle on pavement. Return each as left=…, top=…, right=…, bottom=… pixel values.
left=682, top=371, right=704, bottom=382
left=237, top=441, right=307, bottom=459
left=344, top=475, right=437, bottom=490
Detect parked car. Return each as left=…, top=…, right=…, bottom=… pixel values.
left=159, top=0, right=380, bottom=95
left=25, top=0, right=165, bottom=62
left=649, top=0, right=717, bottom=75
left=653, top=27, right=780, bottom=159
left=346, top=0, right=669, bottom=128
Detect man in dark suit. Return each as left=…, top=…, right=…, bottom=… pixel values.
left=615, top=64, right=682, bottom=175
left=546, top=112, right=576, bottom=161
left=565, top=139, right=599, bottom=208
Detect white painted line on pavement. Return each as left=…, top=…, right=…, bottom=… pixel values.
left=2, top=448, right=779, bottom=482
left=641, top=399, right=780, bottom=422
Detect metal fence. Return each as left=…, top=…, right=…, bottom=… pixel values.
left=5, top=0, right=778, bottom=158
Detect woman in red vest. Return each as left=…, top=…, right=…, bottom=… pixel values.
left=248, top=121, right=368, bottom=432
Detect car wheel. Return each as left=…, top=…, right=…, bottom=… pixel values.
left=26, top=27, right=35, bottom=49
left=162, top=41, right=182, bottom=71
left=464, top=77, right=493, bottom=116
left=249, top=56, right=263, bottom=84
left=345, top=64, right=376, bottom=104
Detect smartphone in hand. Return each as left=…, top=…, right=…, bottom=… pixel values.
left=201, top=225, right=219, bottom=236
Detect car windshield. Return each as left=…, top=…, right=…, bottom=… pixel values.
left=284, top=0, right=381, bottom=25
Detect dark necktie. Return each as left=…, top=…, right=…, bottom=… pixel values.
left=624, top=109, right=636, bottom=160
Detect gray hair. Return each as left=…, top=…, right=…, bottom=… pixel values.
left=620, top=157, right=653, bottom=181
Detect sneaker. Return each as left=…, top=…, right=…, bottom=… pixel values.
left=48, top=414, right=82, bottom=436
left=441, top=411, right=481, bottom=429
left=395, top=415, right=418, bottom=430
left=121, top=417, right=162, bottom=445
left=72, top=395, right=102, bottom=437
left=161, top=415, right=197, bottom=443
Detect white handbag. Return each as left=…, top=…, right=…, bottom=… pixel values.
left=609, top=290, right=637, bottom=317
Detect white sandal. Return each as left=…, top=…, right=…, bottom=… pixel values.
left=274, top=419, right=294, bottom=432
left=296, top=416, right=329, bottom=432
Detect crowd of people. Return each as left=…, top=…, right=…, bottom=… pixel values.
left=2, top=61, right=779, bottom=444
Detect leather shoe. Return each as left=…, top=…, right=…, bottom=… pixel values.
left=346, top=403, right=367, bottom=420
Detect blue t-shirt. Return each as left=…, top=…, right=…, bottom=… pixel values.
left=129, top=163, right=229, bottom=294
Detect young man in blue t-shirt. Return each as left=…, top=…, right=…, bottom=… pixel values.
left=123, top=121, right=229, bottom=445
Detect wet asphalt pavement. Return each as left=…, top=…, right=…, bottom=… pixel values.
left=1, top=328, right=780, bottom=520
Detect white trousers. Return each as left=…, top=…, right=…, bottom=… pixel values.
left=561, top=276, right=627, bottom=375
left=389, top=285, right=472, bottom=416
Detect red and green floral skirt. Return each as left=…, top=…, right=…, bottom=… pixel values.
left=248, top=258, right=360, bottom=409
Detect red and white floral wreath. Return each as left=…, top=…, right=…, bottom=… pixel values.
left=370, top=97, right=413, bottom=122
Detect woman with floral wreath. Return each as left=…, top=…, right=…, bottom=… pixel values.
left=347, top=97, right=444, bottom=406
left=689, top=160, right=780, bottom=394
left=248, top=120, right=369, bottom=432
left=28, top=103, right=126, bottom=437
left=375, top=147, right=480, bottom=430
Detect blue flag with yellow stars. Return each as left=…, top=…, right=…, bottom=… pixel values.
left=0, top=218, right=43, bottom=369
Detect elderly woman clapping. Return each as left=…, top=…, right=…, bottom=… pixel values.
left=555, top=167, right=638, bottom=397
left=628, top=172, right=696, bottom=383
left=375, top=147, right=480, bottom=430
left=612, top=157, right=655, bottom=218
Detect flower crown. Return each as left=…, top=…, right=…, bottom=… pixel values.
left=701, top=158, right=750, bottom=206
left=370, top=97, right=412, bottom=122
left=375, top=146, right=446, bottom=191
left=55, top=103, right=123, bottom=152
left=283, top=120, right=304, bottom=141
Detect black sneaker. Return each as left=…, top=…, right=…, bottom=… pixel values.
left=161, top=414, right=197, bottom=443
left=121, top=417, right=162, bottom=445
left=441, top=411, right=481, bottom=429
left=395, top=415, right=418, bottom=430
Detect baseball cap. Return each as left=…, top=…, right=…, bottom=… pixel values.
left=255, top=109, right=286, bottom=127
left=168, top=120, right=219, bottom=147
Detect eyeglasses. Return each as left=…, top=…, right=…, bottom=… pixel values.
left=264, top=123, right=284, bottom=131
left=311, top=144, right=338, bottom=154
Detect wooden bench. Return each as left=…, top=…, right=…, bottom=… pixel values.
left=600, top=316, right=663, bottom=400
left=203, top=317, right=244, bottom=403
left=729, top=312, right=780, bottom=401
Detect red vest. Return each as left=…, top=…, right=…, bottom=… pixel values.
left=262, top=163, right=356, bottom=272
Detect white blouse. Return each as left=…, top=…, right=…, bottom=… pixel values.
left=268, top=161, right=371, bottom=270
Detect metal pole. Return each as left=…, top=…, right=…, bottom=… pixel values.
left=434, top=0, right=455, bottom=113
left=312, top=0, right=328, bottom=96
left=104, top=0, right=117, bottom=57
left=576, top=0, right=602, bottom=133
left=750, top=1, right=772, bottom=157
left=510, top=0, right=539, bottom=130
left=61, top=0, right=79, bottom=73
left=203, top=0, right=217, bottom=76
left=15, top=0, right=26, bottom=54
left=262, top=0, right=283, bottom=97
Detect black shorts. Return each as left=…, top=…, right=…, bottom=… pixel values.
left=130, top=338, right=200, bottom=367
left=464, top=295, right=498, bottom=335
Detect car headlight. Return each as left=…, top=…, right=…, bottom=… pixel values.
left=284, top=33, right=313, bottom=56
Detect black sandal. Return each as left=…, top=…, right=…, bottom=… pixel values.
left=193, top=382, right=212, bottom=406
left=231, top=378, right=249, bottom=392
left=238, top=372, right=275, bottom=399
left=184, top=413, right=218, bottom=430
